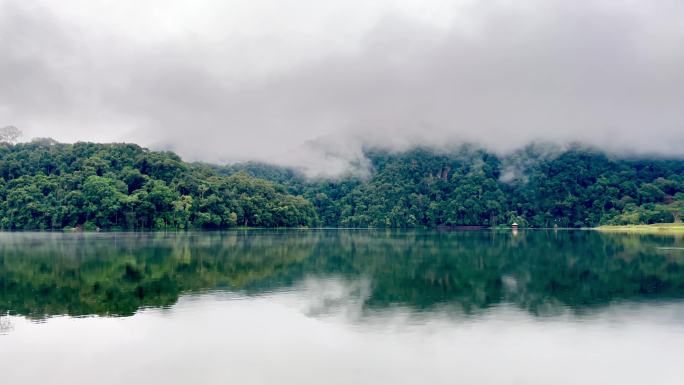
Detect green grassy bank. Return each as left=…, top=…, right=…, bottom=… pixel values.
left=595, top=223, right=684, bottom=233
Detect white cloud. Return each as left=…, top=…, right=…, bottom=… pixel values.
left=1, top=0, right=683, bottom=175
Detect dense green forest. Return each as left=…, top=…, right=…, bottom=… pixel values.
left=1, top=139, right=683, bottom=229
left=0, top=140, right=316, bottom=230
left=219, top=144, right=684, bottom=228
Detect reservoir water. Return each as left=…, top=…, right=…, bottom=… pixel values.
left=1, top=230, right=683, bottom=384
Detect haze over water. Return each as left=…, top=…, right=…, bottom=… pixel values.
left=1, top=230, right=684, bottom=384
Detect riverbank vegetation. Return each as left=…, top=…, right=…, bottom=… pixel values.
left=0, top=141, right=316, bottom=230
left=220, top=144, right=684, bottom=228
left=2, top=140, right=684, bottom=229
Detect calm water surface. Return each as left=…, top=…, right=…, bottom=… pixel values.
left=1, top=230, right=684, bottom=384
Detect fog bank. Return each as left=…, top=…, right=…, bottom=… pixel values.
left=1, top=0, right=683, bottom=176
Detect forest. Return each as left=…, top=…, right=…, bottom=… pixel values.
left=1, top=139, right=684, bottom=229
left=0, top=140, right=316, bottom=230
left=219, top=144, right=684, bottom=228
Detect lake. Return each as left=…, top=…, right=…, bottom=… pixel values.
left=1, top=230, right=684, bottom=384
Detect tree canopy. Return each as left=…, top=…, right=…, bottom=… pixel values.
left=3, top=140, right=684, bottom=229
left=0, top=126, right=22, bottom=144
left=0, top=141, right=316, bottom=230
left=220, top=144, right=684, bottom=228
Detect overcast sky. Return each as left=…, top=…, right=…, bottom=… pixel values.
left=1, top=0, right=683, bottom=175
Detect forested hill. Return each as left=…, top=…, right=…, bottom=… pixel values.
left=219, top=145, right=684, bottom=228
left=0, top=140, right=316, bottom=230
left=2, top=140, right=683, bottom=230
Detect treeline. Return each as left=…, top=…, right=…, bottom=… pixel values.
left=0, top=140, right=316, bottom=230
left=219, top=144, right=684, bottom=228
left=2, top=140, right=684, bottom=229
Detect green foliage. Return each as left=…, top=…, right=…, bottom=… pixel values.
left=3, top=140, right=684, bottom=229
left=0, top=141, right=316, bottom=229
left=223, top=144, right=684, bottom=228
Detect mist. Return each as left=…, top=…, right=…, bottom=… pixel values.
left=1, top=0, right=683, bottom=176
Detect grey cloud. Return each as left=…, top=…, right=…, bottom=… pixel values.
left=1, top=0, right=683, bottom=176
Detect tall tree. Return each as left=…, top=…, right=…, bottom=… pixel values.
left=0, top=126, right=22, bottom=144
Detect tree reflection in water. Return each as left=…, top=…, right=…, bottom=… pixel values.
left=1, top=230, right=683, bottom=319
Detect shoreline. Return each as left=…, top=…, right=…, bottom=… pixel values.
left=595, top=224, right=684, bottom=233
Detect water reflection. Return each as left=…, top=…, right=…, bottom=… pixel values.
left=0, top=313, right=13, bottom=335
left=2, top=292, right=684, bottom=385
left=1, top=230, right=683, bottom=319
left=3, top=231, right=684, bottom=385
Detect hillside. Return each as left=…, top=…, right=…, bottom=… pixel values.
left=3, top=140, right=683, bottom=230
left=221, top=144, right=684, bottom=228
left=0, top=140, right=316, bottom=230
